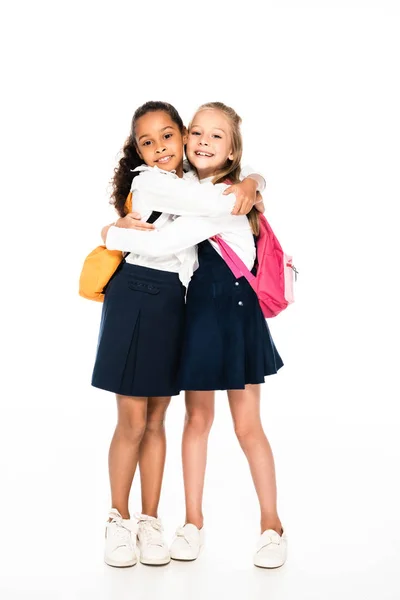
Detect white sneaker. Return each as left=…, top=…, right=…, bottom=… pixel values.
left=104, top=509, right=137, bottom=568
left=254, top=529, right=287, bottom=568
left=170, top=523, right=204, bottom=561
left=135, top=513, right=170, bottom=565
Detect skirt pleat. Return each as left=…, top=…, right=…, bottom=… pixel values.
left=179, top=241, right=284, bottom=391
left=91, top=262, right=185, bottom=397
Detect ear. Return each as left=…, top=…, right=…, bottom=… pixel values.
left=182, top=127, right=188, bottom=145
left=228, top=150, right=234, bottom=161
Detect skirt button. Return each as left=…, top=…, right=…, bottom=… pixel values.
left=238, top=301, right=244, bottom=306
left=235, top=281, right=240, bottom=286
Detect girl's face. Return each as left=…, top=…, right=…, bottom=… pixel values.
left=135, top=111, right=187, bottom=177
left=186, top=109, right=234, bottom=179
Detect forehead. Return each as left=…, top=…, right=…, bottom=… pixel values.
left=135, top=110, right=179, bottom=139
left=191, top=109, right=230, bottom=131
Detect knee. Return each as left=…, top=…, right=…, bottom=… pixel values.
left=144, top=419, right=165, bottom=434
left=234, top=422, right=261, bottom=447
left=117, top=416, right=147, bottom=443
left=185, top=410, right=214, bottom=436
left=145, top=398, right=171, bottom=434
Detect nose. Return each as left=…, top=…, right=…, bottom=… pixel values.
left=155, top=144, right=167, bottom=154
left=199, top=135, right=209, bottom=146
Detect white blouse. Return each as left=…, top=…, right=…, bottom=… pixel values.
left=107, top=166, right=261, bottom=287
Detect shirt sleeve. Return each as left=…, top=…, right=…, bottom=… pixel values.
left=133, top=170, right=236, bottom=217
left=106, top=216, right=232, bottom=257
left=240, top=165, right=266, bottom=193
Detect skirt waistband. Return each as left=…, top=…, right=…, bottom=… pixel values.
left=119, top=261, right=182, bottom=285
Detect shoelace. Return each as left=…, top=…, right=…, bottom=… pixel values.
left=134, top=513, right=164, bottom=547
left=258, top=531, right=282, bottom=551
left=175, top=526, right=194, bottom=546
left=107, top=514, right=133, bottom=548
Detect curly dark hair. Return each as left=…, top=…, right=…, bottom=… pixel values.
left=111, top=101, right=185, bottom=216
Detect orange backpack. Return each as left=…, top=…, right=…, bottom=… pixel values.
left=78, top=193, right=133, bottom=302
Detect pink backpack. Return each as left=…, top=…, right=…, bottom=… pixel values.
left=211, top=213, right=297, bottom=318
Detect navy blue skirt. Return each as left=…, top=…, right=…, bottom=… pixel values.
left=179, top=241, right=283, bottom=391
left=91, top=262, right=185, bottom=397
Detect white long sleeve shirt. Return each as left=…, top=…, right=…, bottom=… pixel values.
left=107, top=166, right=258, bottom=287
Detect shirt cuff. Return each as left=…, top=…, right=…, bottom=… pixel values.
left=240, top=165, right=266, bottom=193
left=246, top=173, right=266, bottom=193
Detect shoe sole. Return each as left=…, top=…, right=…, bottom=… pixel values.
left=254, top=563, right=285, bottom=569
left=104, top=557, right=137, bottom=568
left=136, top=544, right=170, bottom=566
left=170, top=547, right=202, bottom=561
left=254, top=558, right=286, bottom=569
left=139, top=557, right=171, bottom=566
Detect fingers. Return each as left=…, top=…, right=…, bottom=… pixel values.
left=128, top=224, right=155, bottom=231
left=125, top=212, right=155, bottom=230
left=223, top=185, right=234, bottom=195
left=241, top=200, right=253, bottom=215
left=226, top=185, right=260, bottom=216
left=126, top=221, right=155, bottom=230
left=231, top=197, right=253, bottom=215
left=231, top=201, right=240, bottom=215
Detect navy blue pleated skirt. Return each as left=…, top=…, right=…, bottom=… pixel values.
left=91, top=262, right=185, bottom=397
left=179, top=241, right=283, bottom=391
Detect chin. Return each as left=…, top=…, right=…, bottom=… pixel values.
left=190, top=155, right=214, bottom=167
left=155, top=162, right=179, bottom=172
left=190, top=159, right=210, bottom=170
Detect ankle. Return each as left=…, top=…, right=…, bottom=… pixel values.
left=141, top=510, right=158, bottom=518
left=110, top=507, right=130, bottom=520
left=260, top=517, right=282, bottom=535
left=185, top=516, right=204, bottom=530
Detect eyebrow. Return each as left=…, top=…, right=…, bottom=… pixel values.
left=191, top=126, right=226, bottom=134
left=138, top=126, right=176, bottom=142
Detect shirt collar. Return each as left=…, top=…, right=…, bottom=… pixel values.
left=131, top=164, right=178, bottom=177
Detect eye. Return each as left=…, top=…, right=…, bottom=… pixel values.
left=212, top=134, right=222, bottom=139
left=142, top=140, right=152, bottom=147
left=190, top=131, right=200, bottom=136
left=164, top=133, right=173, bottom=139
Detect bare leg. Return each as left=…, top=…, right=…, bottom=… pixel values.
left=108, top=394, right=148, bottom=519
left=228, top=385, right=282, bottom=534
left=182, top=391, right=215, bottom=529
left=138, top=396, right=171, bottom=517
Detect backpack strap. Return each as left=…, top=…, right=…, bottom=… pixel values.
left=210, top=236, right=256, bottom=286
left=122, top=211, right=161, bottom=258
left=213, top=178, right=256, bottom=283
left=125, top=192, right=161, bottom=225
left=147, top=211, right=162, bottom=224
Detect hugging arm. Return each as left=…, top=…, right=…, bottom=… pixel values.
left=134, top=167, right=265, bottom=218
left=133, top=171, right=236, bottom=217
left=106, top=215, right=230, bottom=257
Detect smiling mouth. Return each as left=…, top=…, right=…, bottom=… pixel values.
left=195, top=151, right=214, bottom=157
left=155, top=155, right=173, bottom=163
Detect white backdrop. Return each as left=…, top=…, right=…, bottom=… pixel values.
left=1, top=1, right=399, bottom=599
